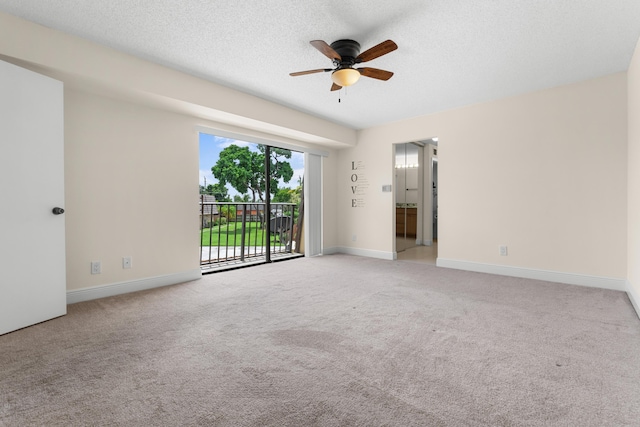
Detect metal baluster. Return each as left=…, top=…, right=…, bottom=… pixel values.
left=240, top=204, right=246, bottom=261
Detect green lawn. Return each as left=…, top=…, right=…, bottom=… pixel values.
left=200, top=221, right=286, bottom=247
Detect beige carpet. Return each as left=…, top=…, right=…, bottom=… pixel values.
left=1, top=254, right=639, bottom=426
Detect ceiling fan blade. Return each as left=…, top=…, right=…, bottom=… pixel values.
left=358, top=67, right=394, bottom=81
left=356, top=40, right=398, bottom=63
left=330, top=83, right=342, bottom=91
left=289, top=68, right=333, bottom=76
left=310, top=40, right=342, bottom=61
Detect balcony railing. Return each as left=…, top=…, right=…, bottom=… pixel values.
left=199, top=197, right=302, bottom=271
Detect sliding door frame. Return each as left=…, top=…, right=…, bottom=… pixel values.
left=196, top=126, right=327, bottom=258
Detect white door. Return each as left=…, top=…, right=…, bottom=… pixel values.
left=0, top=59, right=66, bottom=335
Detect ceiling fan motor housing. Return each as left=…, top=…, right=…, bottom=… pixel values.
left=330, top=39, right=361, bottom=67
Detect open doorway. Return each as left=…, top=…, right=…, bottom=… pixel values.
left=395, top=138, right=438, bottom=264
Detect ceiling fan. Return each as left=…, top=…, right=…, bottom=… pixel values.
left=290, top=39, right=398, bottom=91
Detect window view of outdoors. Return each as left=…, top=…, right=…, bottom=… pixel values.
left=199, top=133, right=305, bottom=270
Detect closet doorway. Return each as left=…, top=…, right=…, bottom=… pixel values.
left=395, top=142, right=421, bottom=253
left=394, top=139, right=438, bottom=264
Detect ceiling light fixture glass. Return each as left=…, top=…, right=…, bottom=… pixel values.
left=331, top=68, right=361, bottom=87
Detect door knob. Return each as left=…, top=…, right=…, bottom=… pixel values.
left=52, top=207, right=65, bottom=215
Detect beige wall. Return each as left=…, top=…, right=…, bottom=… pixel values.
left=64, top=89, right=200, bottom=290
left=336, top=139, right=396, bottom=256
left=628, top=38, right=640, bottom=308
left=343, top=73, right=628, bottom=279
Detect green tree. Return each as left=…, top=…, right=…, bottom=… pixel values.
left=291, top=180, right=302, bottom=206
left=273, top=180, right=302, bottom=205
left=272, top=188, right=293, bottom=203
left=259, top=145, right=294, bottom=198
left=200, top=183, right=230, bottom=202
left=209, top=182, right=230, bottom=202
left=211, top=144, right=294, bottom=202
left=211, top=145, right=262, bottom=201
left=233, top=194, right=250, bottom=202
left=218, top=205, right=236, bottom=221
left=274, top=187, right=304, bottom=204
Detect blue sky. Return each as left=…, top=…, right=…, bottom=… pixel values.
left=199, top=133, right=305, bottom=197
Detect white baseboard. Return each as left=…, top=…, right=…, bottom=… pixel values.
left=321, top=246, right=340, bottom=255
left=67, top=269, right=202, bottom=304
left=627, top=281, right=640, bottom=319
left=322, top=246, right=394, bottom=260
left=436, top=258, right=627, bottom=291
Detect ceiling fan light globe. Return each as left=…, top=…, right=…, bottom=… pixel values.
left=331, top=68, right=360, bottom=87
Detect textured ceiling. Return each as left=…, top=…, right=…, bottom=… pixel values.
left=1, top=0, right=640, bottom=130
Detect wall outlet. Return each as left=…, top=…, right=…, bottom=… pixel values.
left=499, top=245, right=508, bottom=256
left=352, top=234, right=357, bottom=242
left=91, top=261, right=101, bottom=274
left=123, top=256, right=132, bottom=269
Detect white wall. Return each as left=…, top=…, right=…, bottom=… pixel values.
left=342, top=73, right=628, bottom=284
left=628, top=38, right=640, bottom=313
